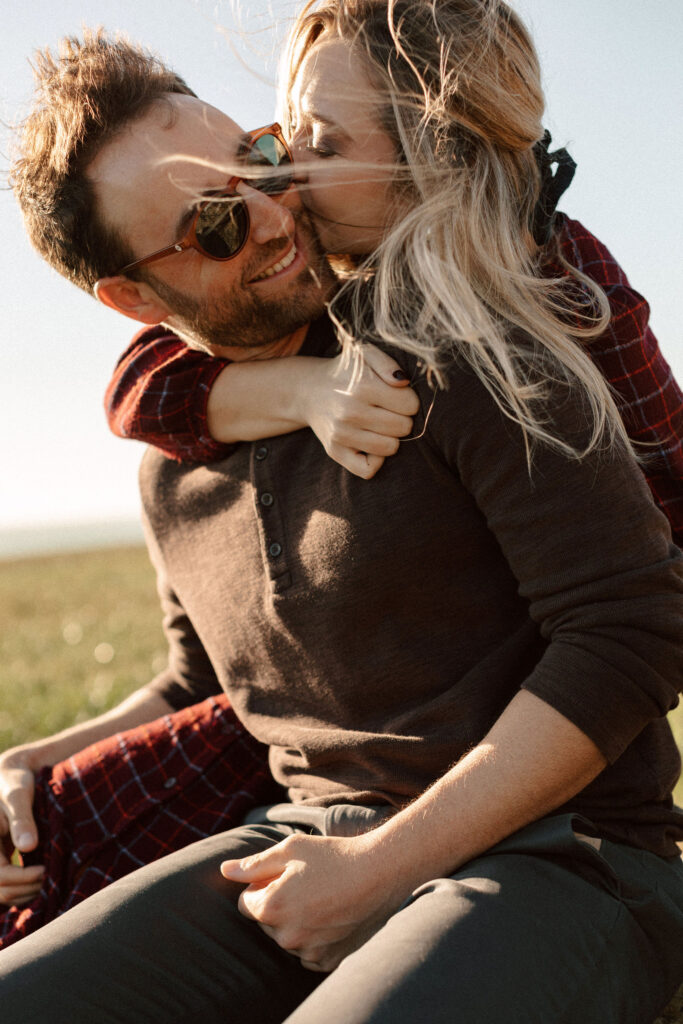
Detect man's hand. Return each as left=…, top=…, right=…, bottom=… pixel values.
left=303, top=346, right=420, bottom=479
left=221, top=832, right=408, bottom=973
left=0, top=752, right=43, bottom=907
left=220, top=694, right=607, bottom=975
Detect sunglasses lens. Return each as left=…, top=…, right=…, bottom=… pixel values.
left=244, top=133, right=293, bottom=195
left=190, top=130, right=290, bottom=261
left=195, top=199, right=249, bottom=259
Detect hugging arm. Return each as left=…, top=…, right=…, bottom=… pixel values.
left=105, top=326, right=419, bottom=479
left=0, top=547, right=222, bottom=909
left=0, top=684, right=175, bottom=906
left=552, top=214, right=683, bottom=545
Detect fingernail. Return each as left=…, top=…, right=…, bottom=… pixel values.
left=393, top=370, right=409, bottom=381
left=17, top=833, right=34, bottom=849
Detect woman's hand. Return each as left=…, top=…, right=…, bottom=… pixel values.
left=0, top=751, right=44, bottom=907
left=299, top=345, right=420, bottom=479
left=220, top=831, right=409, bottom=972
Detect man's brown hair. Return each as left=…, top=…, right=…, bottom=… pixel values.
left=9, top=29, right=196, bottom=293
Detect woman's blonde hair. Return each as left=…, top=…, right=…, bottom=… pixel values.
left=283, top=0, right=630, bottom=460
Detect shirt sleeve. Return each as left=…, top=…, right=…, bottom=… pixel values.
left=553, top=214, right=683, bottom=546
left=424, top=361, right=683, bottom=765
left=104, top=325, right=235, bottom=463
left=587, top=290, right=683, bottom=549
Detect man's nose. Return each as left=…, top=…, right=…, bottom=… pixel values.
left=241, top=185, right=296, bottom=244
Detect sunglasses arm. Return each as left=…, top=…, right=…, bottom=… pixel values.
left=118, top=240, right=192, bottom=277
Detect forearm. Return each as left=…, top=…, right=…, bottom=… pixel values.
left=219, top=689, right=608, bottom=973
left=2, top=685, right=173, bottom=773
left=207, top=357, right=322, bottom=443
left=365, top=689, right=606, bottom=893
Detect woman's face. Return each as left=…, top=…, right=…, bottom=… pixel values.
left=289, top=37, right=401, bottom=255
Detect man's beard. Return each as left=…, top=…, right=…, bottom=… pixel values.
left=147, top=211, right=335, bottom=354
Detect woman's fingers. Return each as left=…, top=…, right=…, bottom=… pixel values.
left=361, top=407, right=415, bottom=438
left=0, top=762, right=38, bottom=855
left=0, top=861, right=45, bottom=907
left=330, top=425, right=401, bottom=457
left=329, top=447, right=385, bottom=479
left=359, top=344, right=412, bottom=387
left=333, top=346, right=420, bottom=417
left=357, top=373, right=420, bottom=417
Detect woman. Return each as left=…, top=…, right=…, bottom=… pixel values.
left=2, top=6, right=682, bottom=1019
left=104, top=0, right=683, bottom=528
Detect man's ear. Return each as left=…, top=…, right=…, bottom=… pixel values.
left=93, top=276, right=171, bottom=325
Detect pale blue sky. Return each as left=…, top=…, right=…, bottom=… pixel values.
left=1, top=0, right=681, bottom=530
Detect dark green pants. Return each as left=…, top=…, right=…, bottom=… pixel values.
left=0, top=811, right=681, bottom=1024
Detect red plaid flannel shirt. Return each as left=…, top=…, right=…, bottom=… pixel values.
left=0, top=696, right=280, bottom=950
left=104, top=215, right=683, bottom=544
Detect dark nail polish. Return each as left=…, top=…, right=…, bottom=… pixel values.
left=393, top=370, right=409, bottom=381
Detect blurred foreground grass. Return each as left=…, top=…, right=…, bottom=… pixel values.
left=0, top=545, right=165, bottom=750
left=1, top=544, right=682, bottom=806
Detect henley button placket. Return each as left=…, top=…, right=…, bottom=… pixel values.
left=251, top=441, right=291, bottom=591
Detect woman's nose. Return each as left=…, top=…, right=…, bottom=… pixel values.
left=288, top=132, right=310, bottom=183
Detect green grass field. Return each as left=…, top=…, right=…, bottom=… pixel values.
left=0, top=545, right=166, bottom=748
left=1, top=543, right=682, bottom=806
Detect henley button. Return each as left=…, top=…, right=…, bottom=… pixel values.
left=255, top=446, right=268, bottom=461
left=268, top=542, right=282, bottom=558
left=163, top=777, right=177, bottom=789
left=260, top=492, right=274, bottom=507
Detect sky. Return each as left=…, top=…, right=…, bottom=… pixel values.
left=1, top=0, right=681, bottom=533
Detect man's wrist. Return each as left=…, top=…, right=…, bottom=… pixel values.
left=353, top=827, right=425, bottom=908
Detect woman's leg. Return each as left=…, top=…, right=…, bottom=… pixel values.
left=0, top=695, right=278, bottom=950
left=0, top=825, right=320, bottom=1024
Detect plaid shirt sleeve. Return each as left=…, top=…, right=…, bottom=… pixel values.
left=0, top=696, right=280, bottom=950
left=104, top=325, right=234, bottom=462
left=552, top=214, right=683, bottom=548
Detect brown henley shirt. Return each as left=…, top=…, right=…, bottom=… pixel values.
left=145, top=316, right=683, bottom=857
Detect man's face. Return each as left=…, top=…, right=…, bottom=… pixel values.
left=88, top=94, right=335, bottom=358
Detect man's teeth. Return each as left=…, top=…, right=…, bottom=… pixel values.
left=254, top=245, right=297, bottom=280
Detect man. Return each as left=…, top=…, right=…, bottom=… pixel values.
left=1, top=31, right=682, bottom=1024
left=0, top=32, right=336, bottom=922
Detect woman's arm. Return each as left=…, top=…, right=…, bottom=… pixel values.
left=106, top=326, right=419, bottom=479
left=553, top=214, right=683, bottom=545
left=104, top=326, right=230, bottom=462
left=207, top=349, right=419, bottom=479
left=0, top=683, right=173, bottom=906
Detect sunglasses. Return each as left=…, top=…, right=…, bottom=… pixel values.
left=117, top=123, right=293, bottom=276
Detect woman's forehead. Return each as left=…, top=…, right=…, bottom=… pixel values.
left=292, top=37, right=378, bottom=127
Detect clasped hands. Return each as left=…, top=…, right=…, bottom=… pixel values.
left=221, top=831, right=408, bottom=973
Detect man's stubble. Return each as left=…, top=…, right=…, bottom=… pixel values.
left=148, top=211, right=336, bottom=355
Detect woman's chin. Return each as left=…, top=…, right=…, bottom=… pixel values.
left=307, top=215, right=378, bottom=260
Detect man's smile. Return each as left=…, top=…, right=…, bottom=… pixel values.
left=249, top=239, right=301, bottom=284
